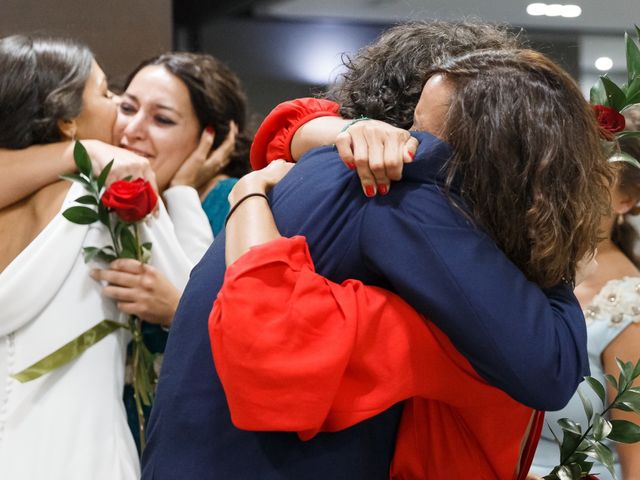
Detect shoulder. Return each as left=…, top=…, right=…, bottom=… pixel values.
left=585, top=276, right=640, bottom=352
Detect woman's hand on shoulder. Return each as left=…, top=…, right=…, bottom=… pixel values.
left=335, top=119, right=417, bottom=197
left=79, top=140, right=158, bottom=192
left=169, top=122, right=237, bottom=190
left=90, top=259, right=180, bottom=328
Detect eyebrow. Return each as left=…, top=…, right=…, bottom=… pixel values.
left=122, top=93, right=183, bottom=117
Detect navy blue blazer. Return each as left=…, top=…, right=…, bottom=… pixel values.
left=142, top=133, right=588, bottom=479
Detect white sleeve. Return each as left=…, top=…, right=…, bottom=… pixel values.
left=162, top=186, right=213, bottom=265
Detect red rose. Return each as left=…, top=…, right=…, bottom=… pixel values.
left=593, top=104, right=625, bottom=134
left=584, top=475, right=599, bottom=480
left=101, top=178, right=158, bottom=222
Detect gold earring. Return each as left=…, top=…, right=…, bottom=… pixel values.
left=617, top=213, right=625, bottom=225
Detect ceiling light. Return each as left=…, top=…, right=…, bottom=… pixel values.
left=545, top=4, right=564, bottom=16
left=561, top=4, right=582, bottom=17
left=595, top=57, right=613, bottom=71
left=526, top=3, right=582, bottom=18
left=526, top=3, right=547, bottom=15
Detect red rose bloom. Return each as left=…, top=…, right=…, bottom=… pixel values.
left=593, top=104, right=625, bottom=134
left=101, top=178, right=158, bottom=222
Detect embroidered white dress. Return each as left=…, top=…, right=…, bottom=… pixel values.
left=531, top=276, right=640, bottom=479
left=0, top=183, right=206, bottom=480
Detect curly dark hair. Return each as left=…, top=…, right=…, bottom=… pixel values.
left=0, top=35, right=93, bottom=149
left=126, top=52, right=251, bottom=178
left=428, top=49, right=612, bottom=288
left=325, top=20, right=520, bottom=129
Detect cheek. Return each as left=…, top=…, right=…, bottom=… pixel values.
left=113, top=111, right=130, bottom=143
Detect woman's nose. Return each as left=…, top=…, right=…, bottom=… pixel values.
left=122, top=112, right=147, bottom=141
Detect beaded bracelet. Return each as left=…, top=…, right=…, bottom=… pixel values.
left=224, top=192, right=270, bottom=228
left=339, top=116, right=371, bottom=133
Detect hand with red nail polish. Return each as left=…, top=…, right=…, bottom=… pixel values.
left=335, top=119, right=418, bottom=198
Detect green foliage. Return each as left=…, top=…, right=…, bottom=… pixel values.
left=545, top=358, right=640, bottom=480
left=73, top=141, right=93, bottom=178
left=601, top=76, right=627, bottom=111
left=62, top=206, right=98, bottom=224
left=626, top=31, right=640, bottom=85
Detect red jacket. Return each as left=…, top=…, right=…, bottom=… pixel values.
left=210, top=236, right=543, bottom=479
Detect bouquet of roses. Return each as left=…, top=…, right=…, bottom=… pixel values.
left=13, top=141, right=158, bottom=450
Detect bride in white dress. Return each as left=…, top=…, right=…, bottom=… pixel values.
left=0, top=35, right=208, bottom=479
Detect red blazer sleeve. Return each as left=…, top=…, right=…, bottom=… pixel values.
left=209, top=237, right=517, bottom=439
left=249, top=98, right=341, bottom=170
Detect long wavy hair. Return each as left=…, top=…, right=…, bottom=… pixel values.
left=126, top=52, right=251, bottom=178
left=429, top=49, right=612, bottom=288
left=325, top=20, right=520, bottom=128
left=0, top=35, right=93, bottom=149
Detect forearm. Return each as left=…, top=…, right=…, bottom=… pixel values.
left=0, top=142, right=73, bottom=208
left=290, top=116, right=349, bottom=160
left=225, top=178, right=281, bottom=266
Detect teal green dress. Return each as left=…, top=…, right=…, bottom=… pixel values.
left=201, top=178, right=239, bottom=236
left=124, top=178, right=236, bottom=453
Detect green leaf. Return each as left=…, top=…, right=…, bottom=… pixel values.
left=62, top=206, right=98, bottom=225
left=609, top=419, right=640, bottom=443
left=583, top=441, right=616, bottom=478
left=74, top=195, right=98, bottom=205
left=577, top=387, right=594, bottom=422
left=120, top=227, right=138, bottom=257
left=560, top=429, right=583, bottom=464
left=601, top=76, right=627, bottom=111
left=98, top=203, right=110, bottom=227
left=616, top=131, right=640, bottom=141
left=96, top=159, right=114, bottom=191
left=605, top=374, right=618, bottom=391
left=625, top=77, right=640, bottom=104
left=633, top=358, right=640, bottom=380
left=73, top=141, right=92, bottom=178
left=60, top=173, right=90, bottom=186
left=590, top=77, right=608, bottom=106
left=11, top=320, right=127, bottom=382
left=591, top=414, right=613, bottom=441
left=613, top=390, right=640, bottom=414
left=626, top=32, right=640, bottom=86
left=82, top=246, right=101, bottom=263
left=609, top=151, right=640, bottom=169
left=558, top=418, right=582, bottom=435
left=555, top=464, right=582, bottom=480
left=119, top=247, right=137, bottom=259
left=585, top=376, right=606, bottom=405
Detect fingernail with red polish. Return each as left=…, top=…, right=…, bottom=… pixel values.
left=408, top=151, right=415, bottom=160
left=346, top=162, right=356, bottom=170
left=205, top=126, right=214, bottom=134
left=377, top=184, right=388, bottom=195
left=364, top=185, right=375, bottom=197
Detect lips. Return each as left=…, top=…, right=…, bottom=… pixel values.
left=121, top=145, right=153, bottom=159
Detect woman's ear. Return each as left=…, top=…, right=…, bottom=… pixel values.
left=57, top=118, right=78, bottom=140
left=611, top=188, right=637, bottom=215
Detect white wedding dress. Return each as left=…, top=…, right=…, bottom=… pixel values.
left=0, top=182, right=211, bottom=480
